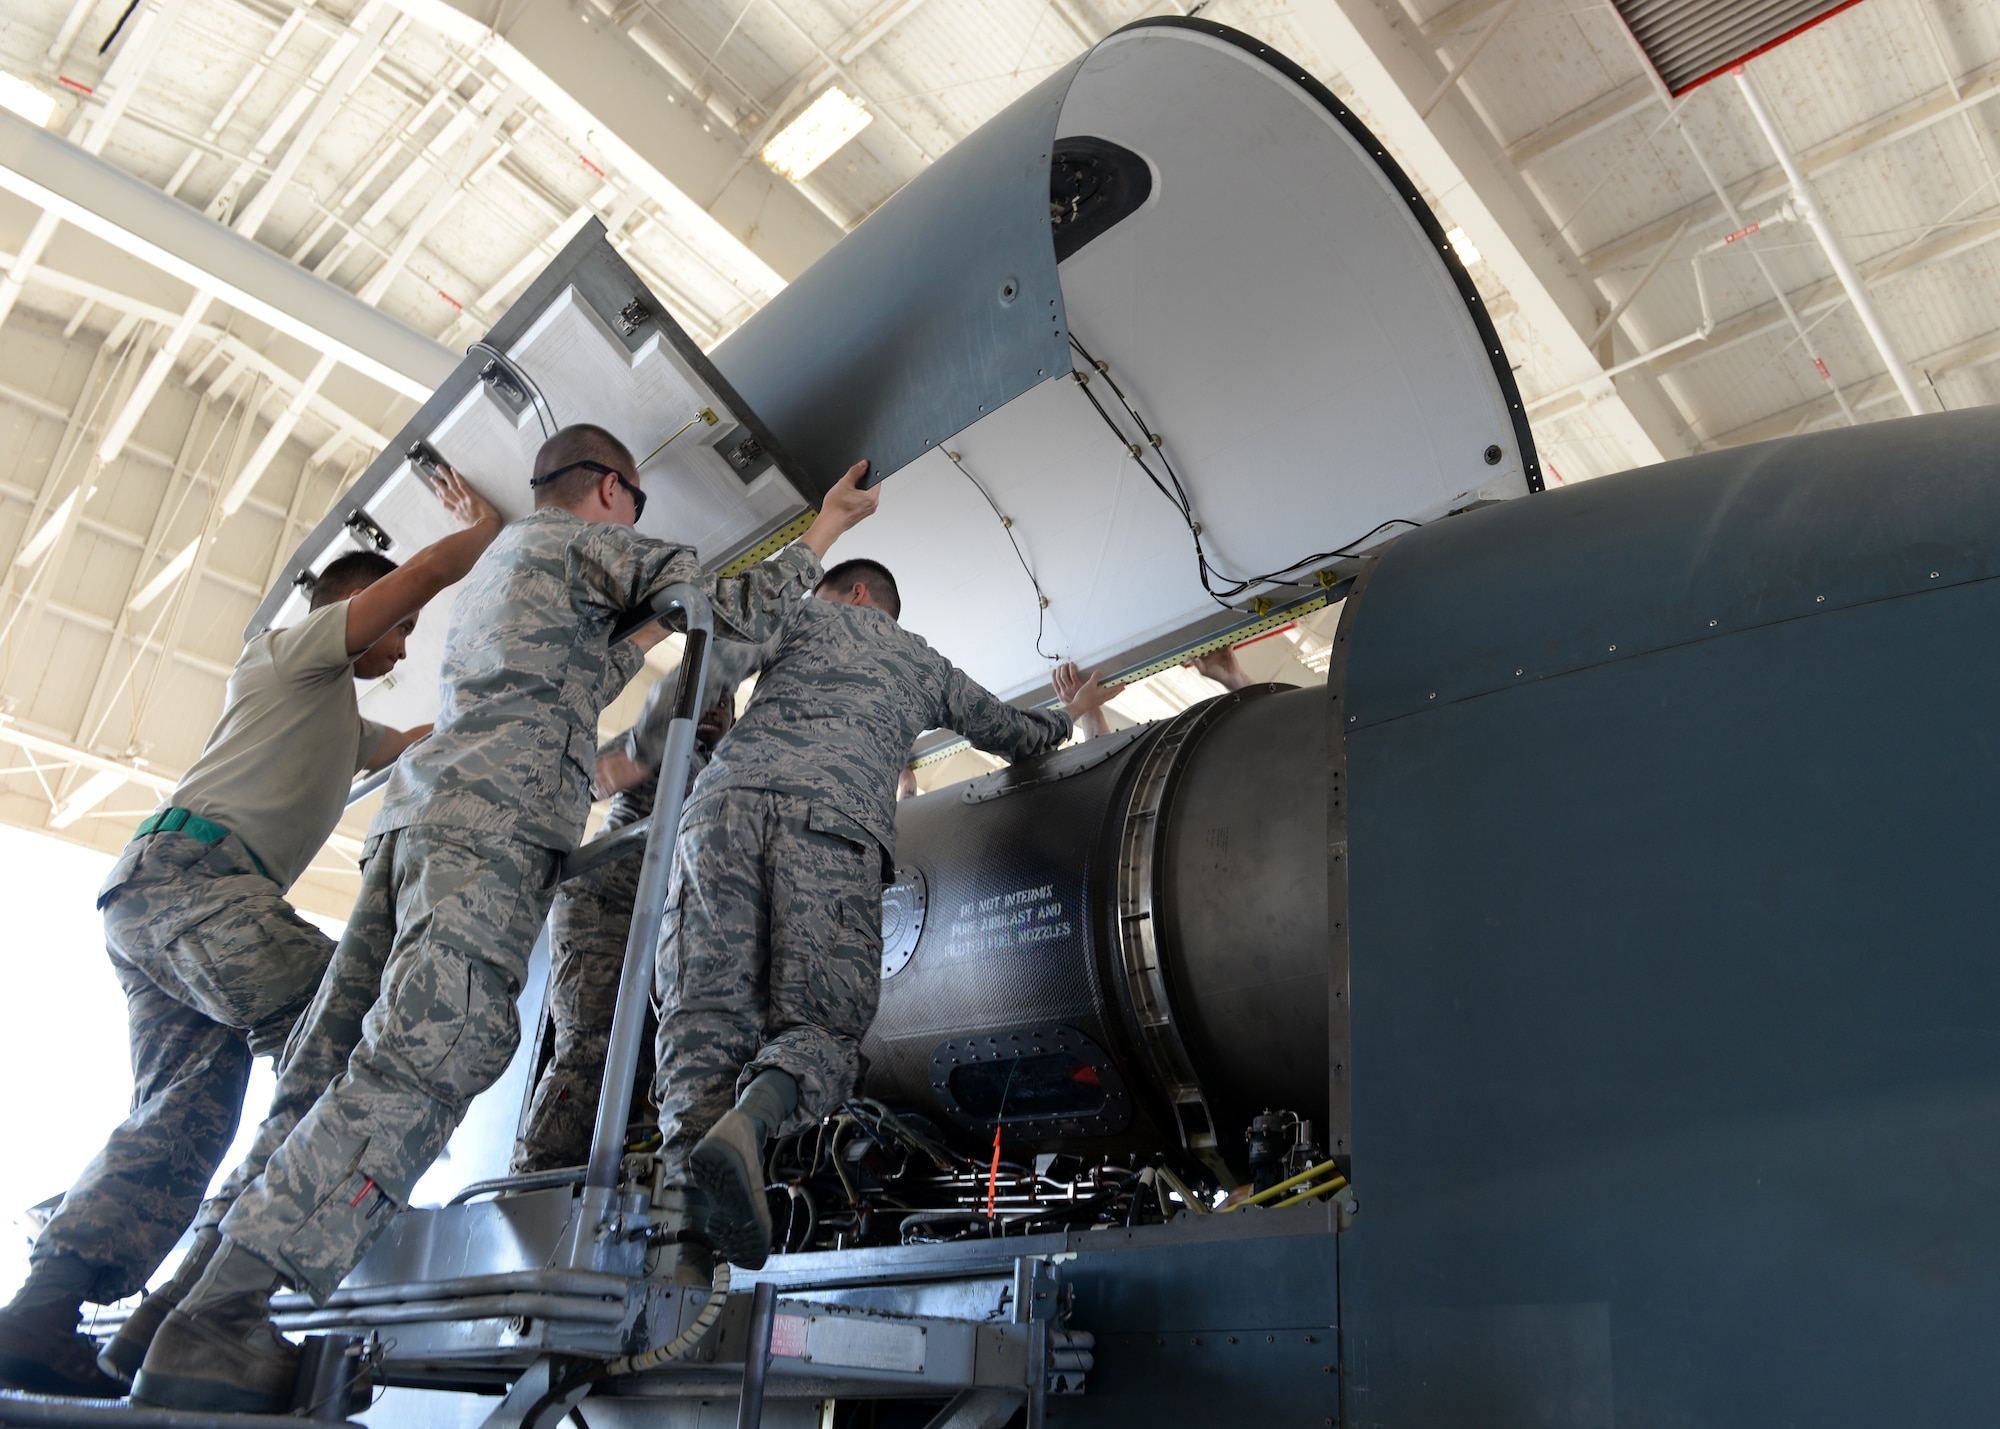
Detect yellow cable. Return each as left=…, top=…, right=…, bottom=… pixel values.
left=1267, top=1174, right=1349, bottom=1211
left=639, top=407, right=718, bottom=468
left=1232, top=1159, right=1340, bottom=1211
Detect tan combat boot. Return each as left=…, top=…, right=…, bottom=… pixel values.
left=131, top=1291, right=298, bottom=1414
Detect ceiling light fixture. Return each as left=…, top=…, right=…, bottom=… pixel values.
left=762, top=88, right=873, bottom=182
left=1445, top=226, right=1481, bottom=268
left=48, top=768, right=127, bottom=829
left=0, top=73, right=57, bottom=128
left=15, top=490, right=80, bottom=568
left=130, top=537, right=201, bottom=611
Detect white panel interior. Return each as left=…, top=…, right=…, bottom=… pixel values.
left=278, top=286, right=808, bottom=729
left=847, top=26, right=1527, bottom=699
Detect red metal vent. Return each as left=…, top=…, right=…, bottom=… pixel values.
left=1611, top=0, right=1867, bottom=95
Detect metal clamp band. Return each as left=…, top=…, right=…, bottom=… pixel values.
left=1111, top=686, right=1272, bottom=1184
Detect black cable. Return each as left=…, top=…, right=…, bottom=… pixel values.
left=468, top=341, right=557, bottom=439
left=1067, top=334, right=1423, bottom=608
left=944, top=449, right=1055, bottom=660
left=97, top=0, right=141, bottom=53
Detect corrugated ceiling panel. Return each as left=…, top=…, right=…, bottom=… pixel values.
left=1611, top=0, right=1866, bottom=94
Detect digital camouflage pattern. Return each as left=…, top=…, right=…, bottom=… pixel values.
left=217, top=828, right=558, bottom=1301
left=32, top=833, right=336, bottom=1302
left=653, top=789, right=886, bottom=1181
left=511, top=805, right=643, bottom=1173
left=197, top=831, right=405, bottom=1232
left=210, top=531, right=815, bottom=1300
left=689, top=599, right=1069, bottom=860
left=657, top=604, right=1069, bottom=1180
left=514, top=639, right=771, bottom=1172
left=375, top=510, right=821, bottom=852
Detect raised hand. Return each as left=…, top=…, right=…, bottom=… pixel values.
left=432, top=463, right=503, bottom=532
left=802, top=461, right=879, bottom=557
left=1184, top=645, right=1251, bottom=691
left=1054, top=659, right=1123, bottom=741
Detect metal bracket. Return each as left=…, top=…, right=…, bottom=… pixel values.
left=475, top=1354, right=598, bottom=1429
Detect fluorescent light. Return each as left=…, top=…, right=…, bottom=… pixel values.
left=0, top=74, right=56, bottom=128
left=1445, top=226, right=1482, bottom=268
left=48, top=768, right=127, bottom=829
left=14, top=491, right=78, bottom=568
left=762, top=88, right=873, bottom=182
left=130, top=538, right=200, bottom=611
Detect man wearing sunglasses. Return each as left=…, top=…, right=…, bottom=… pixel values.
left=135, top=423, right=877, bottom=1414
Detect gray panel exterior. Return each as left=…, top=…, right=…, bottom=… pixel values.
left=1337, top=409, right=2000, bottom=1425
left=709, top=59, right=1082, bottom=495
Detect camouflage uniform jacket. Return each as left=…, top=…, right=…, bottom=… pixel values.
left=376, top=508, right=819, bottom=852
left=604, top=637, right=771, bottom=825
left=689, top=600, right=1070, bottom=865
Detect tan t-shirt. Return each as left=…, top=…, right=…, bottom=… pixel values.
left=165, top=601, right=387, bottom=892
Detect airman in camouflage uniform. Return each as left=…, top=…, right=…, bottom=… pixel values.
left=132, top=434, right=875, bottom=1416
left=0, top=471, right=500, bottom=1400
left=656, top=558, right=1073, bottom=1269
left=513, top=637, right=771, bottom=1174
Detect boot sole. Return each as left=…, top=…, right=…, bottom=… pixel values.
left=689, top=1115, right=773, bottom=1270
left=0, top=1350, right=125, bottom=1400
left=131, top=1365, right=291, bottom=1415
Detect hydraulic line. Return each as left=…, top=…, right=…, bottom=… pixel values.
left=599, top=1262, right=733, bottom=1377
left=1268, top=1175, right=1350, bottom=1211
left=1232, top=1159, right=1342, bottom=1211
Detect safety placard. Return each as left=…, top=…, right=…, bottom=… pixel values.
left=803, top=1313, right=927, bottom=1374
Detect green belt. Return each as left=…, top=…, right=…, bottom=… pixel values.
left=133, top=807, right=270, bottom=880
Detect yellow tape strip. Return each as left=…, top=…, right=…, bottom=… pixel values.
left=717, top=510, right=816, bottom=577
left=905, top=590, right=1339, bottom=771
left=1115, top=592, right=1329, bottom=686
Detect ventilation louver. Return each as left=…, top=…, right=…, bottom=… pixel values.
left=1611, top=0, right=1865, bottom=95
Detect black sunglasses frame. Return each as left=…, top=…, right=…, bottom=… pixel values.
left=532, top=459, right=646, bottom=521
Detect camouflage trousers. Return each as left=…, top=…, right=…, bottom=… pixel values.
left=213, top=826, right=559, bottom=1302
left=654, top=789, right=885, bottom=1183
left=512, top=834, right=644, bottom=1174
left=34, top=832, right=334, bottom=1303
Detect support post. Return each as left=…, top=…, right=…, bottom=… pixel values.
left=568, top=583, right=714, bottom=1269
left=737, top=1281, right=778, bottom=1429
left=1732, top=68, right=1926, bottom=418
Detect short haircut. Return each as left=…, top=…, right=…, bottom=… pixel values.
left=312, top=550, right=397, bottom=609
left=817, top=558, right=901, bottom=619
left=531, top=423, right=638, bottom=510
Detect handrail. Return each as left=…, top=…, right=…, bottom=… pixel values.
left=560, top=815, right=650, bottom=882
left=570, top=582, right=714, bottom=1263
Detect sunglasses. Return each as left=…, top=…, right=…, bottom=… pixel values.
left=531, top=460, right=646, bottom=521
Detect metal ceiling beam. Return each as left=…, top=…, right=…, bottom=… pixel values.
left=385, top=0, right=839, bottom=286
left=1709, top=323, right=2000, bottom=448
left=1582, top=53, right=2000, bottom=276
left=0, top=107, right=456, bottom=399
left=1732, top=68, right=1924, bottom=418
left=1506, top=75, right=1657, bottom=168
left=0, top=0, right=191, bottom=329
left=1284, top=0, right=1691, bottom=470
left=1656, top=212, right=2000, bottom=380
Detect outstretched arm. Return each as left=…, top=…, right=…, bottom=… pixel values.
left=941, top=665, right=1071, bottom=761
left=800, top=461, right=879, bottom=560
left=362, top=723, right=432, bottom=772
left=1052, top=660, right=1122, bottom=741
left=345, top=466, right=503, bottom=655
